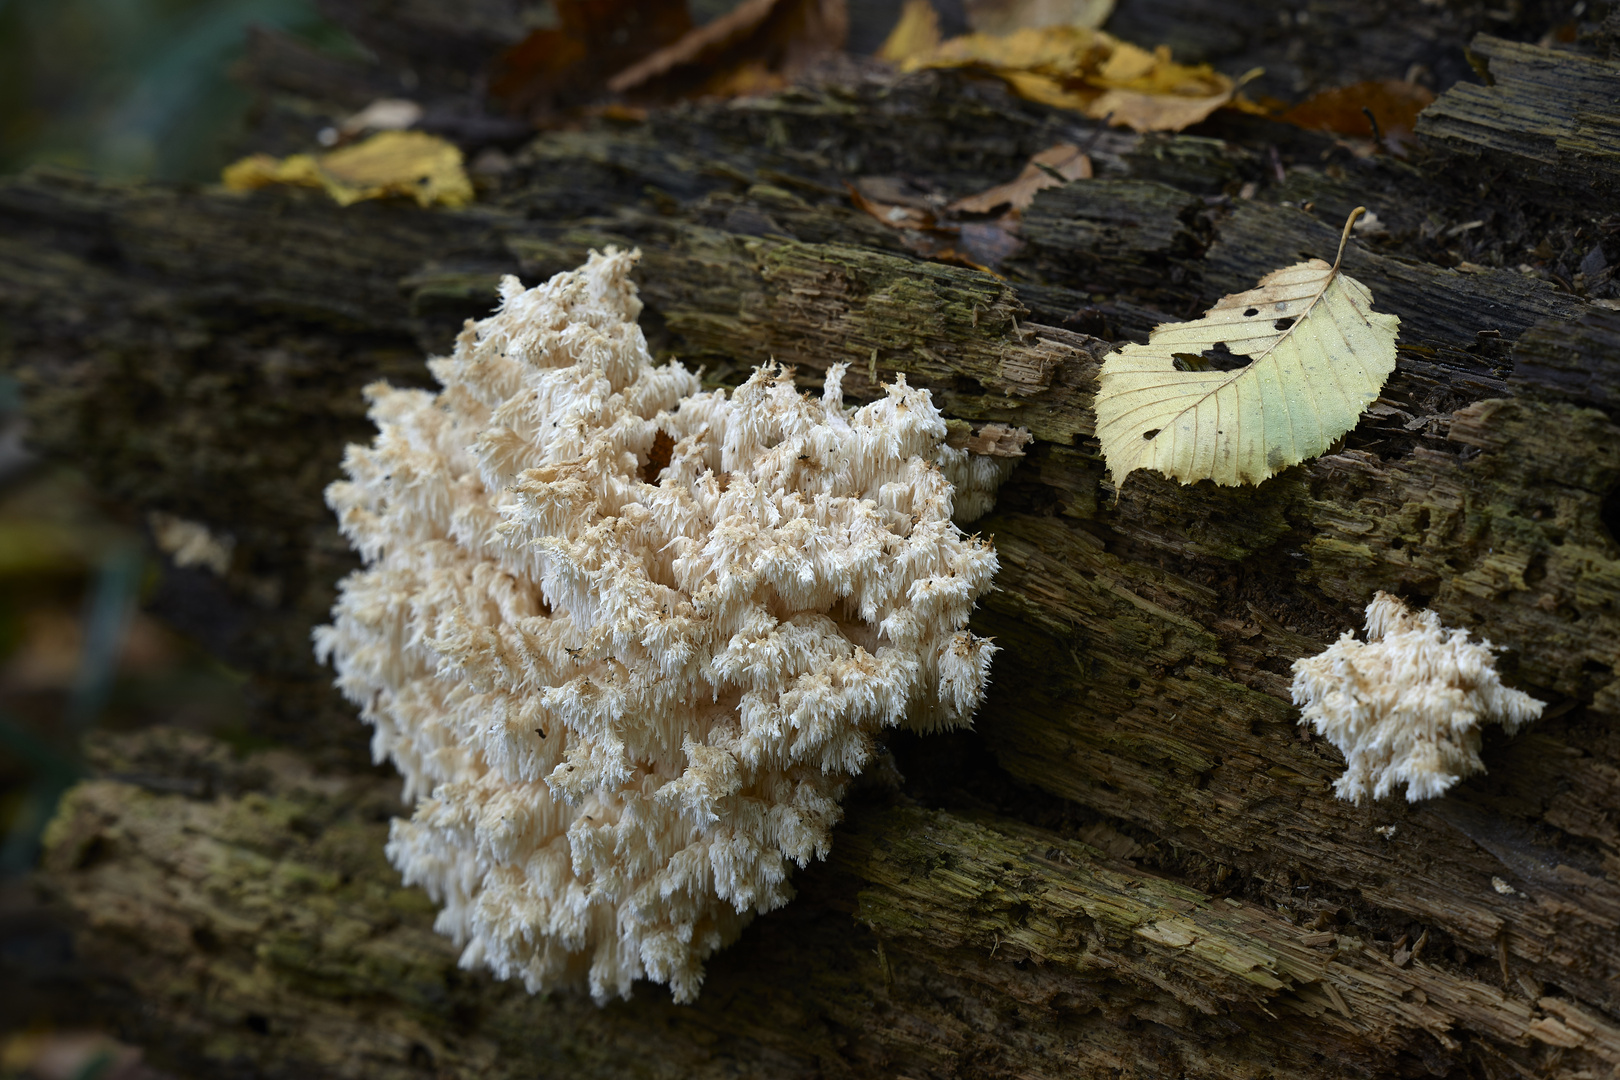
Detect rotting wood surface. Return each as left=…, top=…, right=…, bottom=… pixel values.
left=4, top=10, right=1620, bottom=1079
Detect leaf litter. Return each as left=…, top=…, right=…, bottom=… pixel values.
left=848, top=142, right=1093, bottom=272
left=609, top=0, right=848, bottom=100
left=490, top=0, right=848, bottom=123
left=490, top=0, right=694, bottom=123
left=1277, top=79, right=1436, bottom=158
left=949, top=142, right=1093, bottom=213
left=881, top=3, right=1241, bottom=134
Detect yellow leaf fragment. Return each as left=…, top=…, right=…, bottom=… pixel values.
left=1095, top=207, right=1400, bottom=490
left=902, top=25, right=1234, bottom=132
left=948, top=142, right=1091, bottom=213
left=222, top=131, right=473, bottom=209
left=1086, top=85, right=1233, bottom=134
left=916, top=25, right=1097, bottom=73
left=878, top=0, right=943, bottom=63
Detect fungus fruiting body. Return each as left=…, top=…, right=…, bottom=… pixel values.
left=315, top=248, right=1010, bottom=1002
left=1290, top=592, right=1544, bottom=804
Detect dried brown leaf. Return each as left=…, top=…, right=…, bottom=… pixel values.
left=846, top=180, right=1011, bottom=274
left=608, top=0, right=848, bottom=99
left=491, top=0, right=692, bottom=120
left=1279, top=79, right=1436, bottom=157
left=949, top=142, right=1091, bottom=213
left=848, top=178, right=937, bottom=230
left=1085, top=86, right=1232, bottom=134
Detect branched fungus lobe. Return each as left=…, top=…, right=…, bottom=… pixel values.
left=1291, top=592, right=1544, bottom=804
left=316, top=249, right=1006, bottom=1002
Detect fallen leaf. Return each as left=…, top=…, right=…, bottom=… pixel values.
left=703, top=58, right=790, bottom=98
left=608, top=0, right=848, bottom=100
left=878, top=0, right=942, bottom=64
left=963, top=0, right=1115, bottom=34
left=491, top=0, right=692, bottom=121
left=222, top=131, right=474, bottom=208
left=1095, top=207, right=1400, bottom=490
left=949, top=142, right=1091, bottom=213
left=847, top=179, right=1008, bottom=273
left=904, top=26, right=1234, bottom=132
left=1086, top=84, right=1234, bottom=134
left=917, top=25, right=1100, bottom=74
left=848, top=176, right=939, bottom=228
left=850, top=144, right=1088, bottom=272
left=1279, top=79, right=1436, bottom=157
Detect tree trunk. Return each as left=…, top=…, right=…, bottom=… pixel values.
left=5, top=3, right=1620, bottom=1077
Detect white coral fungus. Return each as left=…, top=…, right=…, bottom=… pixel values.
left=1290, top=592, right=1544, bottom=804
left=314, top=248, right=1007, bottom=1003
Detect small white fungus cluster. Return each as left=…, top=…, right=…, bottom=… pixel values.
left=1291, top=592, right=1544, bottom=804
left=315, top=248, right=1008, bottom=1003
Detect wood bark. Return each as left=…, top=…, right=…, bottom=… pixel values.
left=4, top=4, right=1620, bottom=1077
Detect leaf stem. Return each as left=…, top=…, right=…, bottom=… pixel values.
left=1333, top=207, right=1366, bottom=271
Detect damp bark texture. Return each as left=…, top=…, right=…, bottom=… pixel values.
left=5, top=2, right=1620, bottom=1077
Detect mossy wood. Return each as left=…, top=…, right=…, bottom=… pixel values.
left=4, top=5, right=1620, bottom=1077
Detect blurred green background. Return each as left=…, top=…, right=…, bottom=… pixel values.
left=0, top=0, right=327, bottom=896
left=0, top=0, right=347, bottom=180
left=0, top=0, right=864, bottom=182
left=0, top=11, right=333, bottom=1067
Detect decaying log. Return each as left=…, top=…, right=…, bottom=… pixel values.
left=1416, top=34, right=1620, bottom=208
left=38, top=728, right=1620, bottom=1080
left=5, top=9, right=1620, bottom=1078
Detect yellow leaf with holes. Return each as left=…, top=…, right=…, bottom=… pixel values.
left=1095, top=207, right=1399, bottom=490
